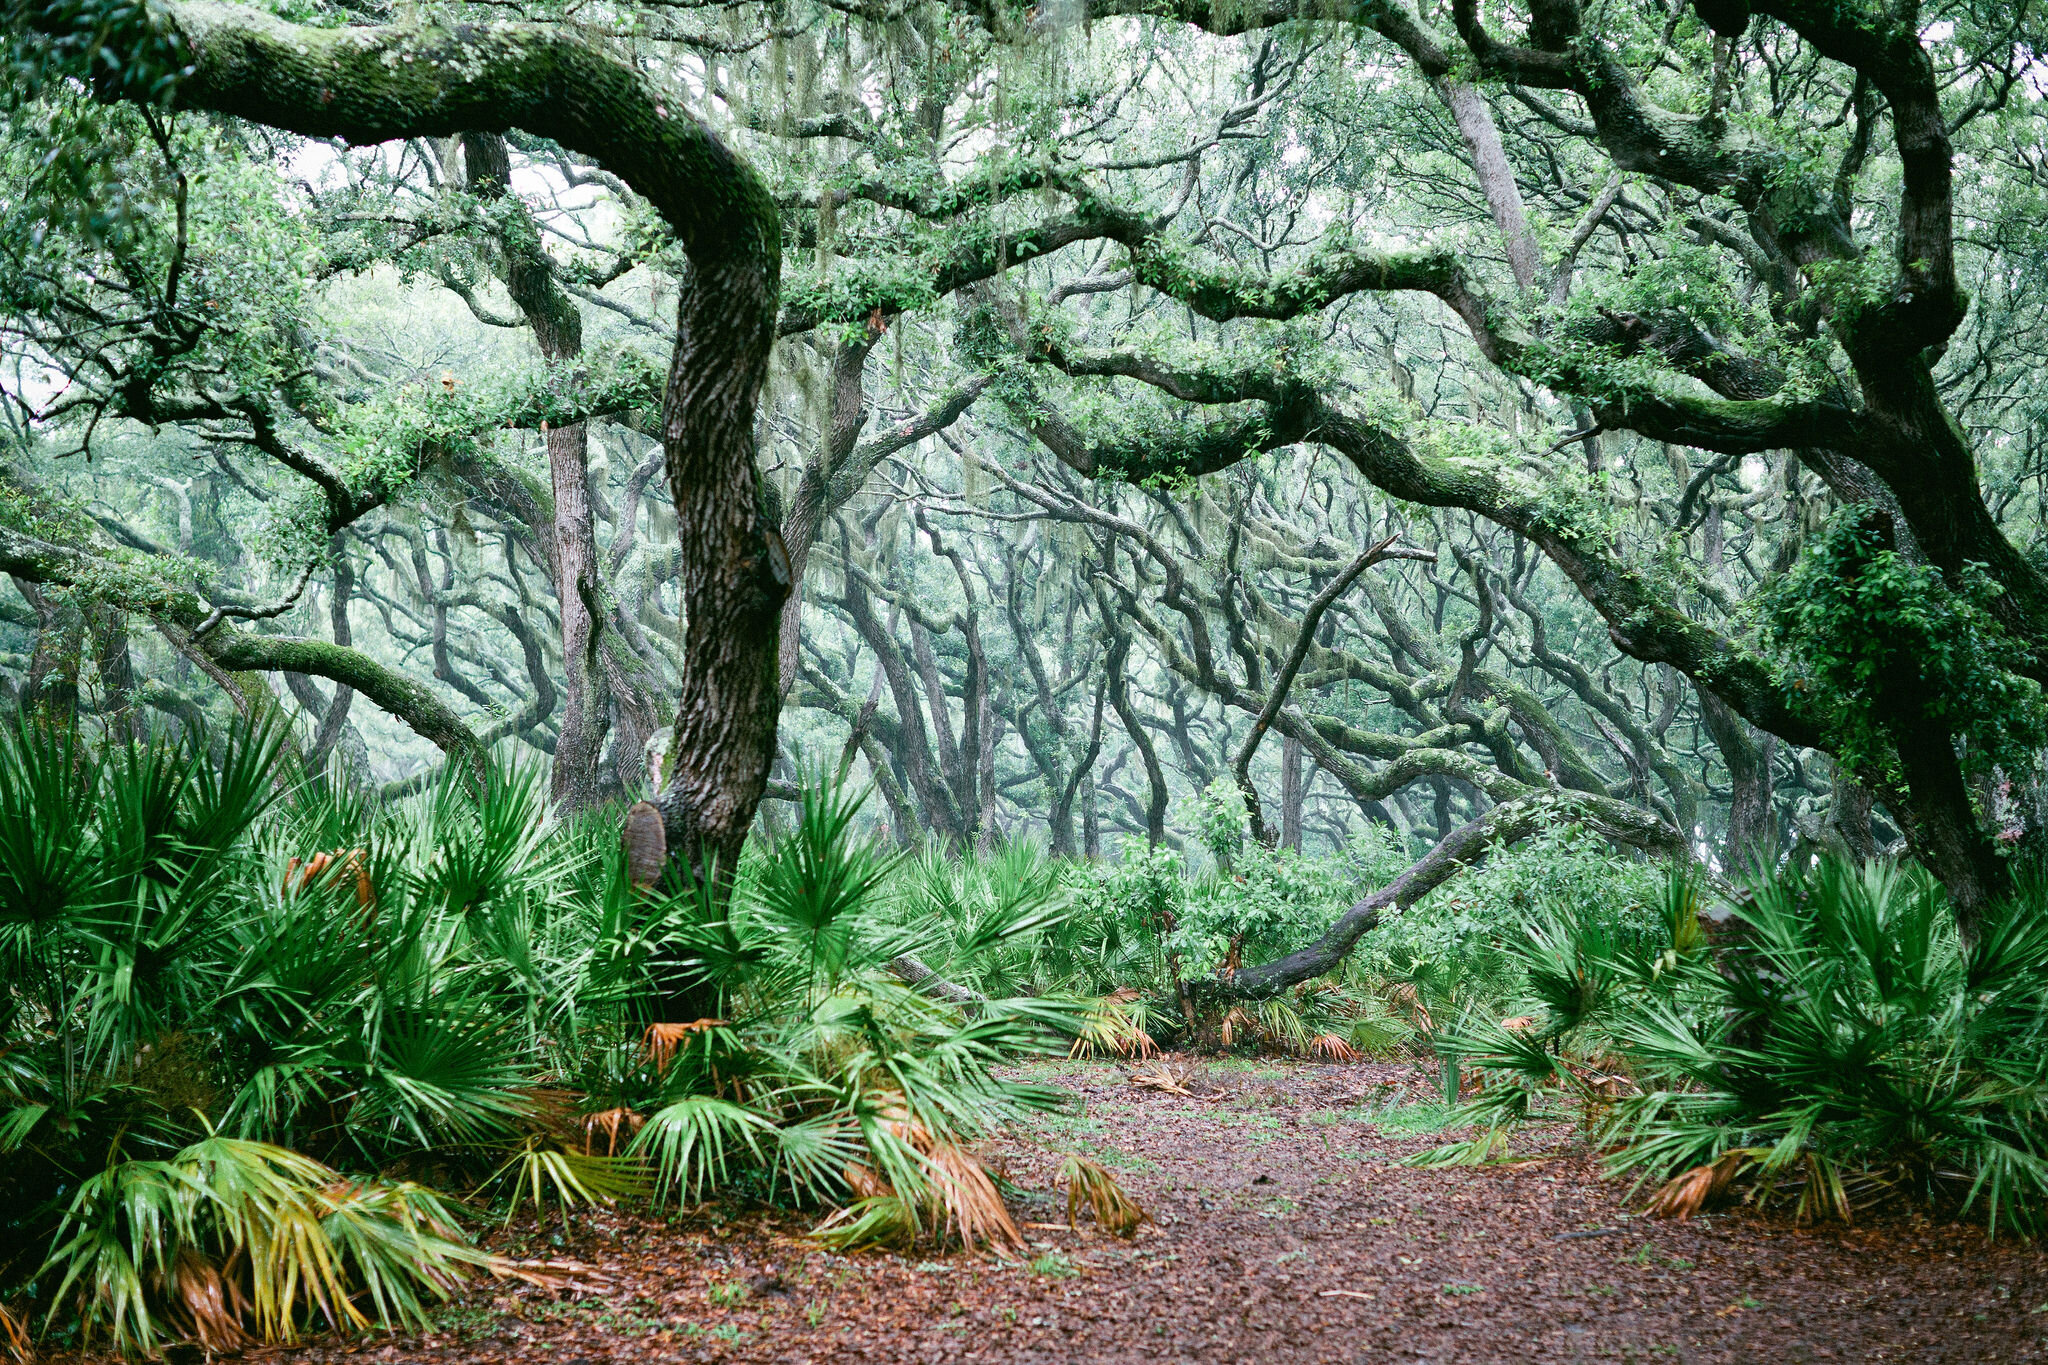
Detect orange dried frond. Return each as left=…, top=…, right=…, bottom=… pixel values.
left=581, top=1106, right=645, bottom=1156
left=1059, top=1154, right=1152, bottom=1238
left=1499, top=1015, right=1537, bottom=1034
left=170, top=1248, right=252, bottom=1353
left=0, top=1301, right=29, bottom=1364
left=642, top=1019, right=725, bottom=1073
left=1647, top=1164, right=1716, bottom=1220
left=1307, top=1033, right=1361, bottom=1063
left=1648, top=1149, right=1753, bottom=1221
left=342, top=848, right=373, bottom=906
left=282, top=848, right=373, bottom=905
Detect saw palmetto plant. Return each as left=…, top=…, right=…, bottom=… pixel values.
left=0, top=722, right=1097, bottom=1354
left=1412, top=858, right=2048, bottom=1236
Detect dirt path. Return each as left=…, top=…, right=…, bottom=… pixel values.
left=290, top=1058, right=2048, bottom=1364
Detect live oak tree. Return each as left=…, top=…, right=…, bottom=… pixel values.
left=6, top=0, right=2045, bottom=998
left=7, top=0, right=790, bottom=877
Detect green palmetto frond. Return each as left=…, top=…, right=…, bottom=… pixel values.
left=483, top=1137, right=653, bottom=1225
left=42, top=1130, right=492, bottom=1355
left=751, top=774, right=898, bottom=991
left=1584, top=858, right=2048, bottom=1235
left=632, top=1094, right=777, bottom=1203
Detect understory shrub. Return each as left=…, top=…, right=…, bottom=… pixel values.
left=1356, top=826, right=1665, bottom=1021
left=0, top=719, right=1110, bottom=1356
left=1416, top=858, right=2048, bottom=1236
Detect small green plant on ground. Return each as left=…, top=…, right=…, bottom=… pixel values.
left=1029, top=1251, right=1079, bottom=1278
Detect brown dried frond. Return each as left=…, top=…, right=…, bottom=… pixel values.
left=642, top=1019, right=725, bottom=1073
left=1059, top=1154, right=1153, bottom=1238
left=833, top=1122, right=1023, bottom=1254
left=1647, top=1164, right=1715, bottom=1220
left=1384, top=982, right=1434, bottom=1033
left=489, top=1258, right=611, bottom=1294
left=1499, top=1015, right=1537, bottom=1034
left=1559, top=1059, right=1638, bottom=1116
left=169, top=1247, right=252, bottom=1353
left=1219, top=1007, right=1253, bottom=1050
left=581, top=1106, right=645, bottom=1156
left=1648, top=1150, right=1752, bottom=1220
left=842, top=1161, right=895, bottom=1202
left=1307, top=1033, right=1361, bottom=1063
left=923, top=1140, right=1026, bottom=1254
left=0, top=1301, right=30, bottom=1364
left=1128, top=1062, right=1196, bottom=1097
left=518, top=1085, right=582, bottom=1130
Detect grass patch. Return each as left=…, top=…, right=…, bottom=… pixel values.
left=1367, top=1102, right=1456, bottom=1134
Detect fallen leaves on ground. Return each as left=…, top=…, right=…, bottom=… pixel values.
left=40, top=1058, right=2048, bottom=1365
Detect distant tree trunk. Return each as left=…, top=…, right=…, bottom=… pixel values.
left=462, top=131, right=610, bottom=812
left=1431, top=777, right=1456, bottom=844
left=1101, top=622, right=1167, bottom=848
left=305, top=540, right=357, bottom=775
left=1280, top=735, right=1304, bottom=852
left=87, top=605, right=142, bottom=740
left=1048, top=678, right=1107, bottom=857
left=20, top=584, right=82, bottom=726
left=1699, top=688, right=1777, bottom=876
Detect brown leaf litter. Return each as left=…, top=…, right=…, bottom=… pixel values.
left=37, top=1057, right=2048, bottom=1364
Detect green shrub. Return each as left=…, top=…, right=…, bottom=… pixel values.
left=1359, top=826, right=1664, bottom=1021
left=1417, top=857, right=2048, bottom=1237
left=0, top=722, right=1093, bottom=1354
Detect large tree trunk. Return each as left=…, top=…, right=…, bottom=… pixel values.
left=649, top=244, right=788, bottom=882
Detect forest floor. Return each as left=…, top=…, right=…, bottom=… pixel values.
left=268, top=1056, right=2048, bottom=1365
